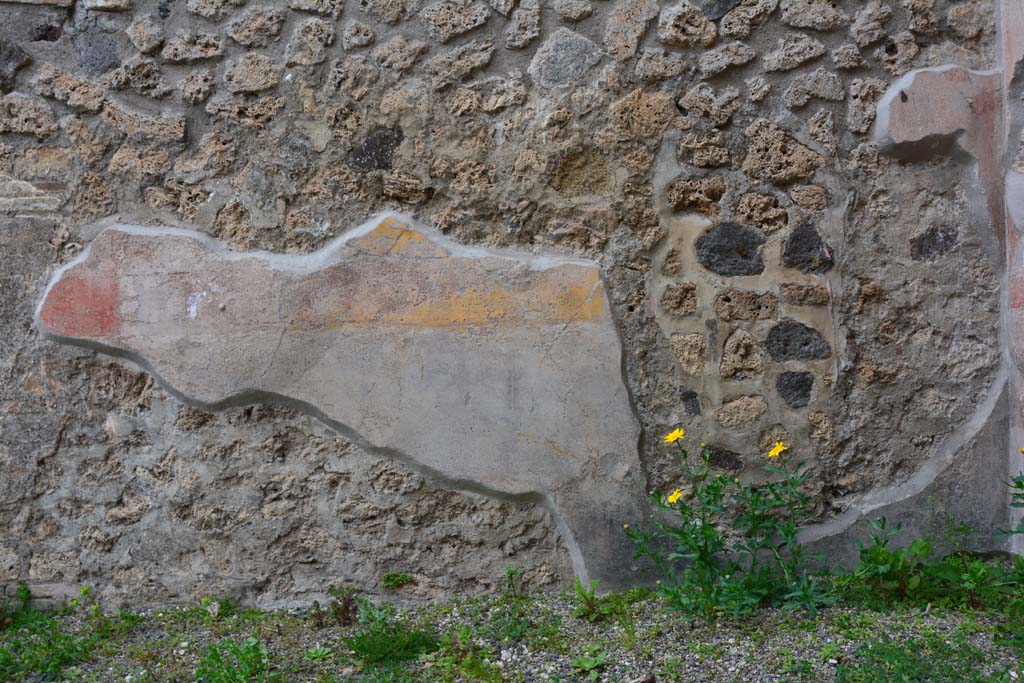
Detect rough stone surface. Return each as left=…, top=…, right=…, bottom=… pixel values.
left=661, top=282, right=698, bottom=317
left=224, top=54, right=282, bottom=94
left=766, top=319, right=832, bottom=361
left=0, top=0, right=1010, bottom=606
left=37, top=214, right=648, bottom=589
left=763, top=34, right=826, bottom=72
left=658, top=2, right=717, bottom=48
left=228, top=8, right=287, bottom=48
left=528, top=29, right=601, bottom=88
left=419, top=0, right=490, bottom=43
left=0, top=38, right=30, bottom=93
left=783, top=223, right=834, bottom=274
left=716, top=395, right=768, bottom=427
left=742, top=119, right=822, bottom=184
left=720, top=329, right=764, bottom=380
left=695, top=222, right=765, bottom=276
left=777, top=371, right=814, bottom=408
left=715, top=288, right=778, bottom=321
left=286, top=18, right=335, bottom=66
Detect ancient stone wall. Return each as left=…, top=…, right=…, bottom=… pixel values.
left=0, top=0, right=1007, bottom=607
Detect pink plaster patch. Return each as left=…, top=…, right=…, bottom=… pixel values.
left=39, top=274, right=120, bottom=339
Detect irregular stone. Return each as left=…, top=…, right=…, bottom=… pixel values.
left=425, top=39, right=494, bottom=89
left=181, top=69, right=216, bottom=104
left=33, top=65, right=106, bottom=112
left=735, top=192, right=787, bottom=234
left=661, top=282, right=698, bottom=317
left=715, top=288, right=778, bottom=321
left=789, top=185, right=827, bottom=210
left=75, top=30, right=120, bottom=74
left=695, top=222, right=765, bottom=276
left=100, top=101, right=186, bottom=142
left=670, top=332, right=706, bottom=374
left=161, top=32, right=224, bottom=63
left=910, top=221, right=958, bottom=260
left=287, top=18, right=335, bottom=66
left=780, top=282, right=829, bottom=305
left=666, top=175, right=725, bottom=216
left=127, top=15, right=164, bottom=54
left=766, top=319, right=831, bottom=361
left=0, top=38, right=31, bottom=93
left=634, top=49, right=687, bottom=83
left=342, top=21, right=376, bottom=49
left=224, top=54, right=282, bottom=94
left=553, top=147, right=610, bottom=196
left=777, top=371, right=813, bottom=407
left=808, top=411, right=831, bottom=448
left=288, top=0, right=342, bottom=15
left=720, top=329, right=764, bottom=379
left=831, top=44, right=866, bottom=69
left=0, top=93, right=57, bottom=138
left=716, top=395, right=767, bottom=427
left=471, top=75, right=527, bottom=113
left=809, top=109, right=838, bottom=153
left=657, top=2, right=716, bottom=48
left=720, top=0, right=778, bottom=39
left=228, top=8, right=287, bottom=48
left=780, top=0, right=850, bottom=31
left=186, top=0, right=243, bottom=19
left=109, top=145, right=170, bottom=176
left=610, top=89, right=678, bottom=139
left=604, top=0, right=659, bottom=60
left=554, top=0, right=592, bottom=22
left=847, top=78, right=886, bottom=134
left=783, top=66, right=844, bottom=108
left=108, top=57, right=172, bottom=99
left=204, top=95, right=283, bottom=127
left=372, top=35, right=429, bottom=72
left=947, top=1, right=992, bottom=40
left=850, top=0, right=892, bottom=46
left=361, top=0, right=417, bottom=23
left=678, top=131, right=732, bottom=167
left=528, top=29, right=600, bottom=88
left=347, top=127, right=404, bottom=172
left=746, top=75, right=770, bottom=101
left=902, top=0, right=938, bottom=34
left=763, top=34, right=826, bottom=72
left=419, top=0, right=490, bottom=43
left=782, top=223, right=833, bottom=274
left=741, top=119, right=822, bottom=185
left=506, top=0, right=541, bottom=49
left=706, top=445, right=743, bottom=470
left=680, top=83, right=740, bottom=126
left=383, top=172, right=429, bottom=203
left=697, top=41, right=755, bottom=79
left=874, top=30, right=919, bottom=76
left=37, top=213, right=648, bottom=590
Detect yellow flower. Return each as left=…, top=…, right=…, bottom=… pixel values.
left=664, top=428, right=685, bottom=444
left=1020, top=447, right=1024, bottom=455
left=623, top=523, right=629, bottom=529
left=667, top=488, right=683, bottom=504
left=768, top=441, right=789, bottom=459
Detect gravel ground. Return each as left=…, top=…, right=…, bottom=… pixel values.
left=14, top=590, right=1021, bottom=683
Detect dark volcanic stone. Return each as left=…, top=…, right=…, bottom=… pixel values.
left=777, top=371, right=814, bottom=408
left=0, top=38, right=30, bottom=93
left=707, top=445, right=743, bottom=471
left=697, top=0, right=741, bottom=20
left=346, top=127, right=404, bottom=173
left=767, top=320, right=831, bottom=361
left=680, top=389, right=701, bottom=416
left=783, top=223, right=834, bottom=274
left=33, top=24, right=63, bottom=42
left=910, top=222, right=958, bottom=260
left=695, top=222, right=766, bottom=276
left=76, top=31, right=120, bottom=75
